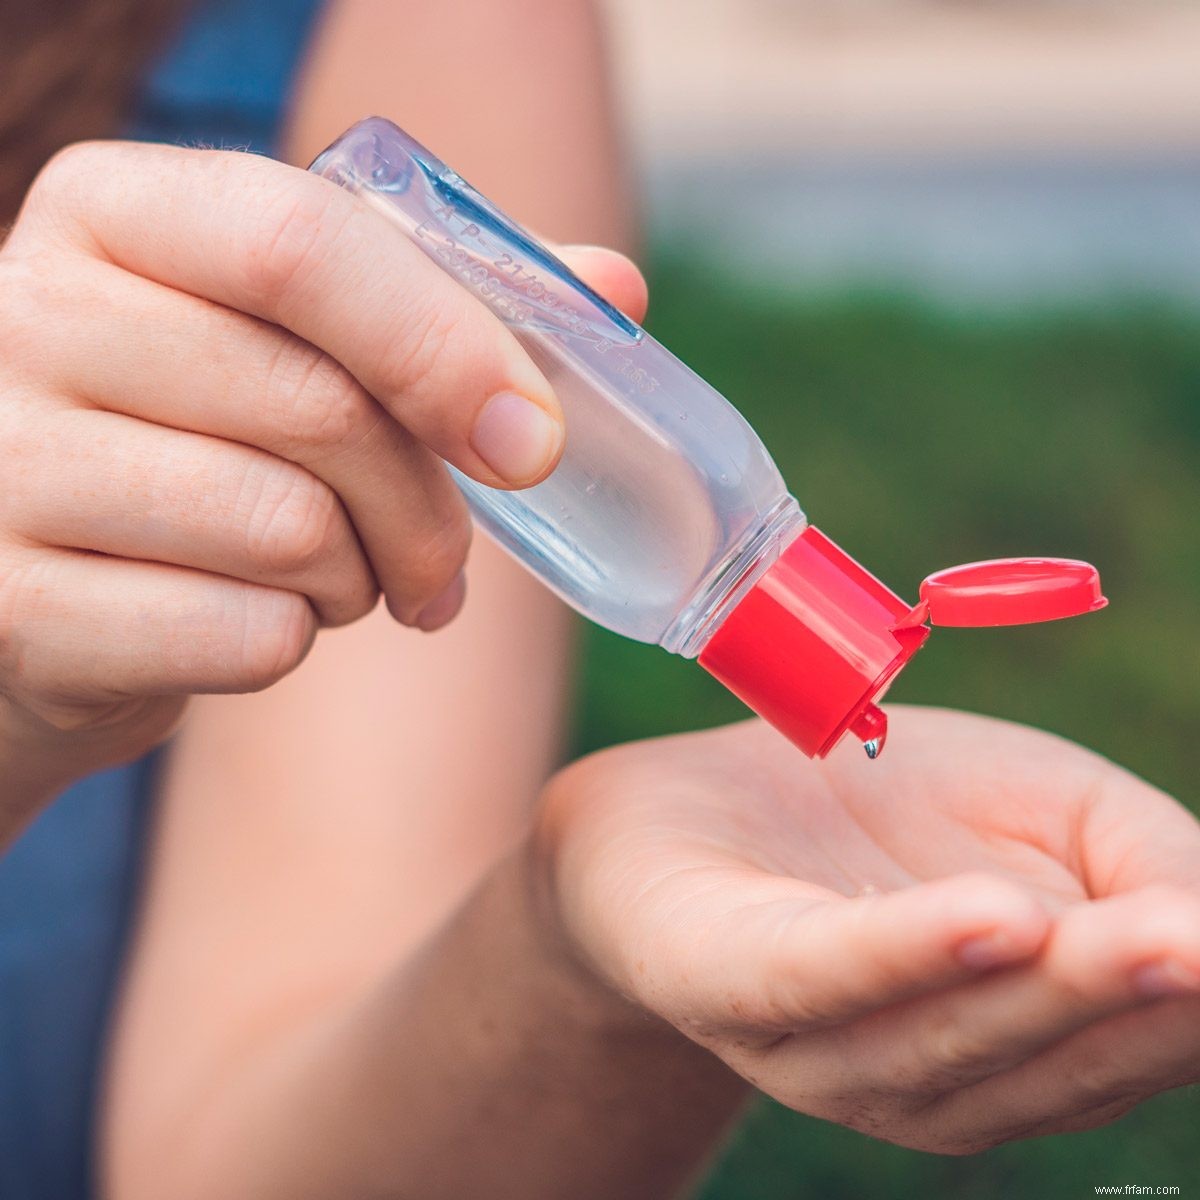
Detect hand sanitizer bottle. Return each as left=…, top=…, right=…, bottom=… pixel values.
left=311, top=118, right=1106, bottom=758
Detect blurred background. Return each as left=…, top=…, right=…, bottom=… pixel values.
left=575, top=1, right=1200, bottom=1195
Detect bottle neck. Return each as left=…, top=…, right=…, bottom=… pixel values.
left=660, top=496, right=806, bottom=658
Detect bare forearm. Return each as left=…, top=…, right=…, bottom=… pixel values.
left=106, top=851, right=746, bottom=1200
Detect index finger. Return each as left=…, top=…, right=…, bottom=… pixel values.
left=14, top=141, right=561, bottom=489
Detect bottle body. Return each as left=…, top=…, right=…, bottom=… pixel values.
left=310, top=118, right=805, bottom=655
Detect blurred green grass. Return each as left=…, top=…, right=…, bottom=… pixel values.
left=570, top=255, right=1200, bottom=1199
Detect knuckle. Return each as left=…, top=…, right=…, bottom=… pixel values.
left=243, top=464, right=343, bottom=577
left=265, top=339, right=380, bottom=458
left=0, top=246, right=70, bottom=339
left=29, top=142, right=105, bottom=205
left=334, top=580, right=379, bottom=628
left=19, top=143, right=110, bottom=244
left=416, top=513, right=472, bottom=588
left=0, top=254, right=36, bottom=314
left=234, top=590, right=315, bottom=692
left=243, top=179, right=345, bottom=311
left=321, top=560, right=379, bottom=630
left=0, top=555, right=101, bottom=723
left=401, top=514, right=472, bottom=606
left=908, top=1017, right=995, bottom=1092
left=376, top=300, right=463, bottom=402
left=0, top=261, right=43, bottom=367
left=1063, top=1053, right=1122, bottom=1106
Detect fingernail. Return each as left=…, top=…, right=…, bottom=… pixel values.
left=957, top=931, right=1023, bottom=970
left=470, top=392, right=563, bottom=486
left=414, top=572, right=466, bottom=632
left=1132, top=958, right=1200, bottom=998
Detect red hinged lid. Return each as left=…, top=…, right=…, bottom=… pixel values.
left=898, top=558, right=1108, bottom=629
left=698, top=529, right=1107, bottom=762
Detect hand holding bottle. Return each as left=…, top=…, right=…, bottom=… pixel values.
left=0, top=140, right=644, bottom=818
left=531, top=708, right=1200, bottom=1153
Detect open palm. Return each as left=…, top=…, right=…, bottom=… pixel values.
left=540, top=707, right=1200, bottom=1153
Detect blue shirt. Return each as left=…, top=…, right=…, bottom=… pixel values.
left=0, top=4, right=324, bottom=1195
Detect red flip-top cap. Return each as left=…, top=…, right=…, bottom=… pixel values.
left=698, top=527, right=928, bottom=759
left=904, top=558, right=1107, bottom=627
left=698, top=527, right=1106, bottom=760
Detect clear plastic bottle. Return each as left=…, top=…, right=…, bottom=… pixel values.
left=310, top=118, right=1106, bottom=759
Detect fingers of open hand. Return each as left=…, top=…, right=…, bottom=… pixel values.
left=15, top=143, right=564, bottom=489
left=624, top=871, right=1048, bottom=1044
left=754, top=885, right=1200, bottom=1154
left=977, top=994, right=1200, bottom=1142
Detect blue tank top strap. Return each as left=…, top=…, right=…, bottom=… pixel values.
left=0, top=4, right=325, bottom=1196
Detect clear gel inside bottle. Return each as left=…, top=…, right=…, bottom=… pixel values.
left=310, top=117, right=805, bottom=658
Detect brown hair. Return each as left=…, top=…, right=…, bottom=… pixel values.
left=0, top=0, right=191, bottom=222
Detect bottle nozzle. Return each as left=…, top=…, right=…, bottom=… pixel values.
left=851, top=704, right=888, bottom=759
